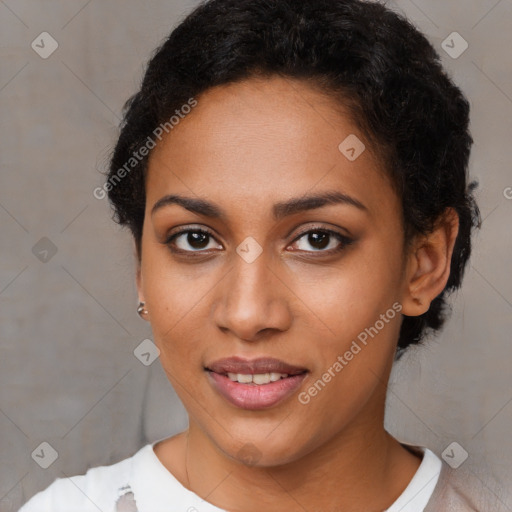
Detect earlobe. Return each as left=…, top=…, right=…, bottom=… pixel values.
left=135, top=265, right=150, bottom=321
left=134, top=240, right=146, bottom=307
left=137, top=301, right=149, bottom=320
left=136, top=265, right=144, bottom=303
left=401, top=208, right=459, bottom=317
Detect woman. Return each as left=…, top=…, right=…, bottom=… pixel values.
left=19, top=0, right=501, bottom=510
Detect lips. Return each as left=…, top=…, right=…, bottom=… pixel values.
left=205, top=356, right=308, bottom=376
left=205, top=356, right=309, bottom=410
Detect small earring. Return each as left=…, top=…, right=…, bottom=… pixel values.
left=137, top=301, right=148, bottom=319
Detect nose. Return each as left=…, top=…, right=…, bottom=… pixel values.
left=212, top=249, right=292, bottom=342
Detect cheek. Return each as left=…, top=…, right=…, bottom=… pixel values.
left=289, top=247, right=403, bottom=414
left=142, top=237, right=213, bottom=316
left=289, top=246, right=401, bottom=342
left=140, top=248, right=209, bottom=365
left=294, top=276, right=401, bottom=440
left=296, top=272, right=401, bottom=382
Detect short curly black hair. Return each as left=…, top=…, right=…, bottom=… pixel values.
left=105, top=0, right=481, bottom=355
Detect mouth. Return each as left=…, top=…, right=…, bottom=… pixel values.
left=204, top=356, right=309, bottom=410
left=210, top=371, right=305, bottom=385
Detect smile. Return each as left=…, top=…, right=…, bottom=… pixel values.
left=204, top=356, right=308, bottom=410
left=225, top=372, right=292, bottom=384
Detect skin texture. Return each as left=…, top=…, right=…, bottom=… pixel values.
left=135, top=76, right=459, bottom=512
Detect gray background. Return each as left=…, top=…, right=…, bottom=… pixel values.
left=1, top=0, right=511, bottom=510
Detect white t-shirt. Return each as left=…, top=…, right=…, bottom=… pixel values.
left=19, top=442, right=441, bottom=512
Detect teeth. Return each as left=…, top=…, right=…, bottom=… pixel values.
left=253, top=373, right=270, bottom=384
left=237, top=373, right=253, bottom=384
left=226, top=372, right=289, bottom=384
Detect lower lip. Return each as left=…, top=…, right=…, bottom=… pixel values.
left=206, top=371, right=308, bottom=410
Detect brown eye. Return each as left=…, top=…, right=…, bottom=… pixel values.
left=165, top=228, right=221, bottom=253
left=305, top=231, right=330, bottom=250
left=289, top=228, right=353, bottom=254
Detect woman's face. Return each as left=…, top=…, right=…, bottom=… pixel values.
left=138, top=76, right=409, bottom=466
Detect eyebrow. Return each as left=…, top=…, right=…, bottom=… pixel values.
left=151, top=190, right=368, bottom=220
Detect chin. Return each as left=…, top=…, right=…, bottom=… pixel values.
left=214, top=430, right=312, bottom=468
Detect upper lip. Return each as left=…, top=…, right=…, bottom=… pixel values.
left=205, top=357, right=308, bottom=375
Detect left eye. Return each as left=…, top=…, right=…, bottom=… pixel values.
left=289, top=229, right=352, bottom=253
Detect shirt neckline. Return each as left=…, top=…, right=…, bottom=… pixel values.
left=128, top=440, right=441, bottom=512
left=384, top=443, right=442, bottom=512
left=129, top=441, right=226, bottom=511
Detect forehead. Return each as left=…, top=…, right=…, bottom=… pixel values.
left=145, top=76, right=399, bottom=224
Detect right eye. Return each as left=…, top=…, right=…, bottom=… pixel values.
left=164, top=227, right=223, bottom=254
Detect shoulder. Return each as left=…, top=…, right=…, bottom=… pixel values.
left=19, top=446, right=151, bottom=512
left=424, top=461, right=507, bottom=511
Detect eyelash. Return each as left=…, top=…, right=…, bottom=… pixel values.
left=163, top=225, right=354, bottom=257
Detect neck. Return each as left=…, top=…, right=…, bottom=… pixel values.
left=178, top=413, right=421, bottom=511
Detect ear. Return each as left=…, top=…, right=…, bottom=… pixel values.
left=401, top=207, right=459, bottom=316
left=134, top=240, right=144, bottom=304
